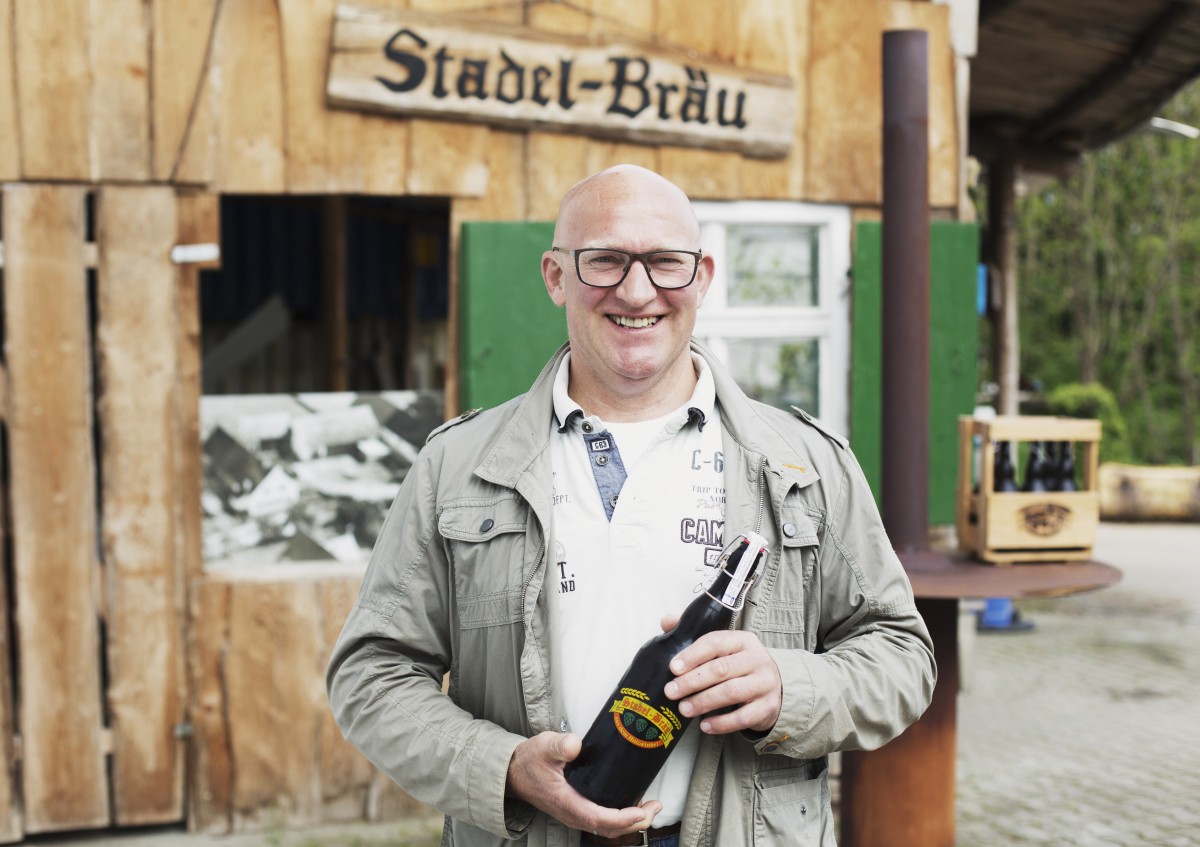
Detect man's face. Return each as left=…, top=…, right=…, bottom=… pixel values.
left=542, top=171, right=713, bottom=408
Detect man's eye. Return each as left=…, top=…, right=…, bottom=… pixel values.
left=588, top=253, right=624, bottom=267
left=650, top=256, right=683, bottom=267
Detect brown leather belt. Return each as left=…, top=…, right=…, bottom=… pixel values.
left=580, top=822, right=682, bottom=846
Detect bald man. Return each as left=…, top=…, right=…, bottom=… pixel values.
left=328, top=166, right=935, bottom=847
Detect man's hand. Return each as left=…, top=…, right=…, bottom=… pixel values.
left=506, top=731, right=661, bottom=838
left=660, top=614, right=783, bottom=735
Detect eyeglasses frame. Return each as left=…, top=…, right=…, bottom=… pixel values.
left=551, top=246, right=704, bottom=290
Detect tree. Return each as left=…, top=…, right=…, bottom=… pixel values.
left=1017, top=79, right=1200, bottom=465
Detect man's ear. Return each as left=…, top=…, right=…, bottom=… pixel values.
left=543, top=252, right=567, bottom=307
left=692, top=252, right=715, bottom=306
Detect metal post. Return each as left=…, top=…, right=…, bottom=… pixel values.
left=880, top=29, right=930, bottom=553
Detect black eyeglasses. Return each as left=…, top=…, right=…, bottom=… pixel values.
left=551, top=247, right=702, bottom=289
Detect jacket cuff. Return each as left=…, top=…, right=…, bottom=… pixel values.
left=468, top=729, right=531, bottom=837
left=752, top=647, right=818, bottom=757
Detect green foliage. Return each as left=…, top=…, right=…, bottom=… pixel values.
left=1044, top=383, right=1132, bottom=464
left=1017, top=78, right=1200, bottom=465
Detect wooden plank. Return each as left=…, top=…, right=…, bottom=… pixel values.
left=91, top=0, right=152, bottom=180
left=176, top=191, right=218, bottom=593
left=886, top=1, right=959, bottom=209
left=226, top=579, right=325, bottom=829
left=95, top=187, right=186, bottom=825
left=151, top=0, right=218, bottom=182
left=0, top=0, right=20, bottom=180
left=318, top=575, right=377, bottom=821
left=2, top=184, right=109, bottom=832
left=737, top=0, right=809, bottom=199
left=13, top=0, right=92, bottom=179
left=0, top=366, right=20, bottom=840
left=806, top=0, right=888, bottom=204
left=187, top=579, right=233, bottom=833
left=214, top=0, right=286, bottom=191
left=653, top=0, right=741, bottom=198
left=526, top=133, right=589, bottom=222
left=328, top=5, right=797, bottom=160
left=406, top=119, right=491, bottom=197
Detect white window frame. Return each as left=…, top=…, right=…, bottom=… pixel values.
left=692, top=201, right=852, bottom=436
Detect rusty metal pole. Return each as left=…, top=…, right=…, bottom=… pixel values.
left=841, top=30, right=957, bottom=847
left=880, top=29, right=930, bottom=554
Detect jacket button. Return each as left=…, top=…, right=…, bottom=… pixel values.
left=610, top=495, right=619, bottom=507
left=479, top=518, right=494, bottom=532
left=763, top=742, right=779, bottom=753
left=782, top=522, right=797, bottom=538
left=582, top=422, right=594, bottom=433
left=596, top=455, right=609, bottom=466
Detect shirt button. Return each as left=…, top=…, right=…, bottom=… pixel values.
left=782, top=522, right=797, bottom=538
left=479, top=518, right=494, bottom=532
left=596, top=455, right=609, bottom=466
left=582, top=422, right=594, bottom=433
left=559, top=719, right=569, bottom=732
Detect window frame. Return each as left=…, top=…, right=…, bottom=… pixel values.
left=692, top=200, right=852, bottom=436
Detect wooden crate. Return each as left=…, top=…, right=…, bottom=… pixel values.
left=957, top=416, right=1102, bottom=564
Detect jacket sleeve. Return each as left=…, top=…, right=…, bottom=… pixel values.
left=326, top=449, right=532, bottom=838
left=753, top=448, right=937, bottom=759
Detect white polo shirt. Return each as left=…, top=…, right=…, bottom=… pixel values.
left=548, top=353, right=726, bottom=823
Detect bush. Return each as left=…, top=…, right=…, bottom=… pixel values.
left=1045, top=383, right=1132, bottom=464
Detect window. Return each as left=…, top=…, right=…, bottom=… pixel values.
left=693, top=202, right=851, bottom=436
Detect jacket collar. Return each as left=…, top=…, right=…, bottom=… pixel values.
left=472, top=340, right=821, bottom=492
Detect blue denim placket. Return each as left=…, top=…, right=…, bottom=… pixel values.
left=581, top=423, right=628, bottom=521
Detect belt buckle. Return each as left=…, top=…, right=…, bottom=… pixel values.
left=638, top=830, right=650, bottom=847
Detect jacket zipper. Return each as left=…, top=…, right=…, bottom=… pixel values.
left=730, top=455, right=769, bottom=630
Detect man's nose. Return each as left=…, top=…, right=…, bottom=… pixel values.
left=616, top=258, right=657, bottom=305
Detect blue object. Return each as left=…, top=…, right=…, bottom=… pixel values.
left=981, top=597, right=1014, bottom=628
left=977, top=262, right=988, bottom=317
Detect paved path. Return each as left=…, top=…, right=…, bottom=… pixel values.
left=956, top=523, right=1200, bottom=846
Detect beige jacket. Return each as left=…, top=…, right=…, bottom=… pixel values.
left=327, top=342, right=935, bottom=846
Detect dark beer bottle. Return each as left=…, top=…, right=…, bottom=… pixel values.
left=1056, top=441, right=1077, bottom=492
left=564, top=531, right=769, bottom=809
left=1022, top=441, right=1050, bottom=493
left=994, top=442, right=1019, bottom=492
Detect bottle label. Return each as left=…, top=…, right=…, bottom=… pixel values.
left=608, top=688, right=683, bottom=750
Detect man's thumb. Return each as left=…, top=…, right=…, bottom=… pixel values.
left=553, top=732, right=582, bottom=763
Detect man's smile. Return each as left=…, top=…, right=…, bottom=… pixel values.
left=608, top=314, right=662, bottom=329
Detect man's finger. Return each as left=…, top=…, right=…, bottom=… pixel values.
left=659, top=613, right=680, bottom=633
left=669, top=630, right=750, bottom=675
left=552, top=732, right=582, bottom=763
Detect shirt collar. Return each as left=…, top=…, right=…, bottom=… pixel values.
left=552, top=352, right=715, bottom=434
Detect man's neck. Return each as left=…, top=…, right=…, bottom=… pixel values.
left=568, top=358, right=698, bottom=423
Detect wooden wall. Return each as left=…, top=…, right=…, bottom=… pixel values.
left=0, top=0, right=961, bottom=207
left=0, top=0, right=966, bottom=839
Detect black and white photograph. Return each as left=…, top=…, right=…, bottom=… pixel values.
left=200, top=391, right=445, bottom=570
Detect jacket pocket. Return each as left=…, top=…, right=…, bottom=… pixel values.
left=439, top=497, right=528, bottom=629
left=752, top=767, right=834, bottom=847
left=754, top=507, right=818, bottom=650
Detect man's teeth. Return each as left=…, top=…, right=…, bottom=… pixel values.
left=610, top=315, right=659, bottom=328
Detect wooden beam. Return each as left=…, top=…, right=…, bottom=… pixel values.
left=0, top=370, right=20, bottom=844
left=2, top=183, right=109, bottom=833
left=91, top=0, right=153, bottom=180
left=13, top=0, right=92, bottom=179
left=95, top=186, right=187, bottom=825
left=0, top=0, right=20, bottom=180
left=322, top=196, right=350, bottom=392
left=989, top=155, right=1020, bottom=416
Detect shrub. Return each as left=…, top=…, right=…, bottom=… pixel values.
left=1045, top=383, right=1132, bottom=464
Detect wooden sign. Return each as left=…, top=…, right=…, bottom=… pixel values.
left=326, top=5, right=796, bottom=159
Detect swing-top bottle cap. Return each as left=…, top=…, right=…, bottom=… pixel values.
left=712, top=530, right=769, bottom=609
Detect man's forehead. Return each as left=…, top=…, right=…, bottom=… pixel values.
left=555, top=167, right=699, bottom=244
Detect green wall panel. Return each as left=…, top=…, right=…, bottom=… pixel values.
left=459, top=221, right=566, bottom=411
left=850, top=221, right=980, bottom=525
